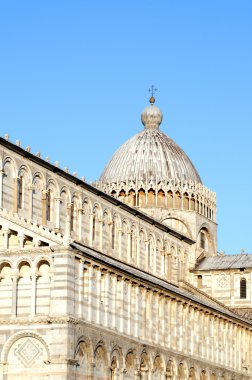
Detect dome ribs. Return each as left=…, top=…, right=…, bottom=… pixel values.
left=100, top=128, right=202, bottom=185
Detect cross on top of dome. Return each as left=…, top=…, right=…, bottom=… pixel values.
left=141, top=86, right=162, bottom=129
left=148, top=85, right=157, bottom=104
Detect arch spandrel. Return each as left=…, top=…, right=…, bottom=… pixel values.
left=1, top=331, right=50, bottom=380
left=162, top=216, right=192, bottom=238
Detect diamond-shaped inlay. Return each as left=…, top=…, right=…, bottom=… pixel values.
left=15, top=338, right=42, bottom=367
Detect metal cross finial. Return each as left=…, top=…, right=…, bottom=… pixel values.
left=148, top=85, right=157, bottom=98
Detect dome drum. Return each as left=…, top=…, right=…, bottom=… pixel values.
left=95, top=179, right=216, bottom=223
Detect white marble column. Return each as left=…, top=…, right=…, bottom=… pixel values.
left=118, top=276, right=124, bottom=332
left=3, top=229, right=10, bottom=249
left=87, top=265, right=93, bottom=322
left=146, top=290, right=152, bottom=342
left=89, top=213, right=93, bottom=247
left=54, top=196, right=61, bottom=232
left=18, top=232, right=25, bottom=249
left=78, top=260, right=84, bottom=318
left=159, top=295, right=165, bottom=345
left=134, top=285, right=139, bottom=338
left=140, top=287, right=147, bottom=341
left=171, top=301, right=177, bottom=350
left=78, top=208, right=83, bottom=241
left=11, top=273, right=19, bottom=317
left=96, top=268, right=101, bottom=324
left=177, top=302, right=183, bottom=351
left=104, top=271, right=110, bottom=328
left=30, top=272, right=37, bottom=317
left=111, top=274, right=117, bottom=329
left=126, top=280, right=131, bottom=335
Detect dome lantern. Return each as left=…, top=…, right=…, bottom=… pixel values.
left=141, top=99, right=163, bottom=129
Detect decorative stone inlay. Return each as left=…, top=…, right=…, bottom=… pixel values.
left=15, top=338, right=42, bottom=367
left=217, top=274, right=229, bottom=289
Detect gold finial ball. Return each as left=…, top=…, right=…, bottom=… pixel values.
left=149, top=96, right=155, bottom=104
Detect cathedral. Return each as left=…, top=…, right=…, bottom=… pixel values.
left=0, top=96, right=251, bottom=379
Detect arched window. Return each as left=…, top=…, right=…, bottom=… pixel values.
left=70, top=203, right=74, bottom=232
left=3, top=160, right=14, bottom=211
left=138, top=188, right=146, bottom=207
left=111, top=221, right=115, bottom=250
left=46, top=189, right=51, bottom=221
left=200, top=232, right=205, bottom=249
left=70, top=199, right=78, bottom=232
left=175, top=191, right=181, bottom=209
left=128, top=189, right=136, bottom=207
left=59, top=190, right=68, bottom=233
left=190, top=194, right=195, bottom=211
left=118, top=189, right=126, bottom=202
left=157, top=189, right=165, bottom=207
left=240, top=278, right=247, bottom=299
left=197, top=275, right=203, bottom=288
left=36, top=261, right=51, bottom=315
left=17, top=262, right=32, bottom=316
left=148, top=188, right=155, bottom=207
left=92, top=213, right=96, bottom=241
left=111, top=190, right=116, bottom=198
left=183, top=192, right=189, bottom=210
left=18, top=176, right=23, bottom=209
left=167, top=190, right=173, bottom=208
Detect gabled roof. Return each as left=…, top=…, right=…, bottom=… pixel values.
left=195, top=254, right=252, bottom=271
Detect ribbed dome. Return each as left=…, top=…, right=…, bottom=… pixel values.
left=100, top=102, right=202, bottom=184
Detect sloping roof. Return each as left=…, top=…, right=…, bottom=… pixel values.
left=72, top=242, right=251, bottom=326
left=195, top=254, right=252, bottom=271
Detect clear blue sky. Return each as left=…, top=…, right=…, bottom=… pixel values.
left=0, top=1, right=252, bottom=254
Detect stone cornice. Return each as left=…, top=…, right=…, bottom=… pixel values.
left=0, top=315, right=77, bottom=326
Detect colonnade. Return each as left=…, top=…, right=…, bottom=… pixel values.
left=0, top=256, right=52, bottom=317
left=74, top=336, right=240, bottom=380
left=73, top=259, right=251, bottom=373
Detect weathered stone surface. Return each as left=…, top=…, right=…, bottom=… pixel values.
left=0, top=101, right=251, bottom=379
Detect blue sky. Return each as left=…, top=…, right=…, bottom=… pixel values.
left=0, top=1, right=252, bottom=254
